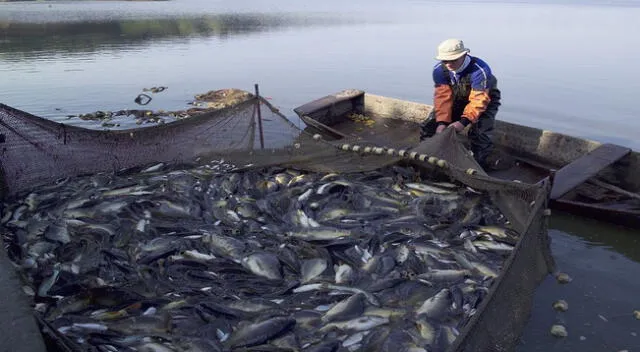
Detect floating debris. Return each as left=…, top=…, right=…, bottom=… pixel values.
left=552, top=300, right=569, bottom=312
left=134, top=93, right=152, bottom=106
left=143, top=86, right=168, bottom=94
left=634, top=310, right=640, bottom=320
left=555, top=272, right=572, bottom=284
left=65, top=88, right=255, bottom=127
left=550, top=324, right=568, bottom=338
left=347, top=113, right=375, bottom=127
left=1, top=161, right=518, bottom=351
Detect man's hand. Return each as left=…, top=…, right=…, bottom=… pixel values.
left=448, top=121, right=465, bottom=132
left=436, top=124, right=446, bottom=134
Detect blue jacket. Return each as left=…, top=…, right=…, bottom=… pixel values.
left=432, top=56, right=499, bottom=125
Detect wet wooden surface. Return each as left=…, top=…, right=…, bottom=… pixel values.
left=550, top=143, right=631, bottom=200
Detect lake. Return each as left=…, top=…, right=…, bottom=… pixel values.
left=1, top=0, right=639, bottom=351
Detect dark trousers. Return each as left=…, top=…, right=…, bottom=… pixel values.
left=468, top=107, right=497, bottom=167
left=420, top=104, right=498, bottom=167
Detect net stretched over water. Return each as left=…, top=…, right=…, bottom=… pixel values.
left=0, top=89, right=554, bottom=352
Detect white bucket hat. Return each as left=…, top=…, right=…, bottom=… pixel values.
left=435, top=39, right=470, bottom=61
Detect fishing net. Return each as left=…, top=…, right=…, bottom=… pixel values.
left=0, top=89, right=554, bottom=352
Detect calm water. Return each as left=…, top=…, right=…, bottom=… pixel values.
left=2, top=0, right=640, bottom=350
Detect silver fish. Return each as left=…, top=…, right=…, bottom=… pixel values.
left=416, top=269, right=470, bottom=283
left=301, top=258, right=328, bottom=283
left=415, top=288, right=451, bottom=319
left=294, top=283, right=380, bottom=307
left=320, top=315, right=389, bottom=332
left=472, top=240, right=514, bottom=253
left=203, top=232, right=246, bottom=262
left=288, top=229, right=351, bottom=241
left=316, top=180, right=352, bottom=195
left=405, top=182, right=453, bottom=195
left=322, top=292, right=366, bottom=323
left=335, top=263, right=355, bottom=284
left=242, top=252, right=282, bottom=280
left=226, top=316, right=296, bottom=348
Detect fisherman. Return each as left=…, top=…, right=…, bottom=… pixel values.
left=421, top=38, right=502, bottom=170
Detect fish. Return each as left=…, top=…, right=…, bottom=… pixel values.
left=316, top=180, right=353, bottom=195
left=415, top=289, right=452, bottom=320
left=472, top=240, right=514, bottom=253
left=182, top=250, right=216, bottom=262
left=227, top=298, right=281, bottom=313
left=320, top=315, right=389, bottom=332
left=273, top=173, right=292, bottom=186
left=288, top=229, right=352, bottom=241
left=296, top=209, right=321, bottom=228
left=334, top=263, right=355, bottom=284
left=294, top=283, right=380, bottom=307
left=226, top=316, right=296, bottom=348
left=416, top=269, right=470, bottom=283
left=405, top=183, right=454, bottom=194
left=102, top=185, right=153, bottom=197
left=342, top=331, right=369, bottom=348
left=242, top=252, right=283, bottom=280
left=203, top=232, right=246, bottom=262
left=301, top=258, right=328, bottom=283
left=321, top=293, right=366, bottom=323
left=318, top=208, right=351, bottom=222
left=37, top=264, right=61, bottom=297
left=473, top=225, right=519, bottom=239
left=415, top=317, right=436, bottom=345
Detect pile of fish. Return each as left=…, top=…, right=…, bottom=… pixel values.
left=0, top=160, right=520, bottom=352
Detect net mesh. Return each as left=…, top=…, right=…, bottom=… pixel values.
left=0, top=89, right=554, bottom=352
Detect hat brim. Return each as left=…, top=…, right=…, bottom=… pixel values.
left=435, top=49, right=469, bottom=61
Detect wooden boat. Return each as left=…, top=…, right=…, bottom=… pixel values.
left=294, top=89, right=640, bottom=229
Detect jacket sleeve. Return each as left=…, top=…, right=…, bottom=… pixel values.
left=432, top=67, right=453, bottom=124
left=461, top=68, right=492, bottom=122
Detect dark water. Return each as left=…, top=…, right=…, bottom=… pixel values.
left=518, top=213, right=640, bottom=351
left=2, top=0, right=640, bottom=350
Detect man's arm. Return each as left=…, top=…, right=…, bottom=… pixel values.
left=433, top=66, right=453, bottom=125
left=460, top=66, right=492, bottom=124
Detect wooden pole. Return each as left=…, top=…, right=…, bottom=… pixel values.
left=254, top=84, right=265, bottom=149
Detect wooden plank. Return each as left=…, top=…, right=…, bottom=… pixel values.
left=294, top=89, right=364, bottom=117
left=588, top=179, right=640, bottom=201
left=299, top=115, right=350, bottom=139
left=550, top=143, right=630, bottom=200
left=552, top=198, right=640, bottom=229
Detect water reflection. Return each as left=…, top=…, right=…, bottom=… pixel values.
left=0, top=14, right=338, bottom=60
left=516, top=212, right=640, bottom=351
left=517, top=227, right=640, bottom=352
left=550, top=210, right=640, bottom=263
